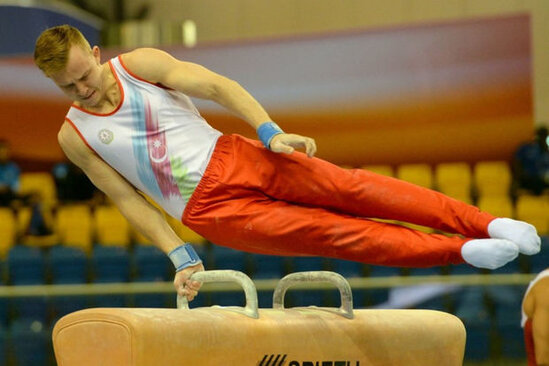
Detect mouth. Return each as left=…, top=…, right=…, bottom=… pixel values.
left=82, top=90, right=95, bottom=100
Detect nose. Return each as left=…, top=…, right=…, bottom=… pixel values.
left=75, top=81, right=88, bottom=97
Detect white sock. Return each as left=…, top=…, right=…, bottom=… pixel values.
left=487, top=218, right=541, bottom=255
left=461, top=239, right=519, bottom=269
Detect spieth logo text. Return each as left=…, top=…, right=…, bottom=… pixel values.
left=258, top=354, right=360, bottom=366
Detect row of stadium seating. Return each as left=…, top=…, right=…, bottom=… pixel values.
left=1, top=163, right=548, bottom=259
left=0, top=237, right=546, bottom=365
left=0, top=237, right=547, bottom=320
left=14, top=161, right=527, bottom=206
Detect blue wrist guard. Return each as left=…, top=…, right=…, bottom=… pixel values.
left=168, top=244, right=202, bottom=272
left=257, top=122, right=284, bottom=149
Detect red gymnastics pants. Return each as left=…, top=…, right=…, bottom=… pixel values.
left=182, top=134, right=496, bottom=267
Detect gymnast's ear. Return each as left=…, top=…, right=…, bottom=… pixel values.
left=92, top=46, right=101, bottom=64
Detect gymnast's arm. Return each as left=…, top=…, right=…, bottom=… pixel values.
left=120, top=48, right=317, bottom=157
left=532, top=280, right=549, bottom=366
left=57, top=121, right=203, bottom=300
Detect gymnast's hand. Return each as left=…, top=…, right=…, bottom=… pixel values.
left=173, top=262, right=205, bottom=301
left=270, top=133, right=317, bottom=158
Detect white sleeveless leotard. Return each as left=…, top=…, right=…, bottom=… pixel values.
left=65, top=56, right=222, bottom=220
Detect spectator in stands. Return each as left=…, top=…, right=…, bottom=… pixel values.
left=0, top=139, right=22, bottom=207
left=522, top=267, right=549, bottom=366
left=52, top=159, right=98, bottom=204
left=513, top=126, right=549, bottom=195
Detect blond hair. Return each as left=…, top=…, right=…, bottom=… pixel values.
left=34, top=25, right=91, bottom=77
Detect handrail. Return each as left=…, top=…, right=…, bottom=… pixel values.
left=0, top=273, right=535, bottom=298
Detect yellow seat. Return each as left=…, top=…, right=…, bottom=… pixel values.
left=362, top=165, right=394, bottom=177
left=515, top=195, right=549, bottom=235
left=16, top=206, right=32, bottom=237
left=19, top=172, right=57, bottom=206
left=166, top=215, right=207, bottom=245
left=0, top=208, right=16, bottom=259
left=435, top=163, right=472, bottom=204
left=16, top=205, right=57, bottom=247
left=477, top=196, right=513, bottom=219
left=94, top=205, right=131, bottom=247
left=474, top=161, right=511, bottom=198
left=56, top=204, right=93, bottom=253
left=396, top=164, right=433, bottom=188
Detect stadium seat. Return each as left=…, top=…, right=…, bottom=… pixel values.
left=473, top=161, right=511, bottom=198
left=396, top=163, right=433, bottom=188
left=0, top=208, right=16, bottom=259
left=210, top=245, right=248, bottom=272
left=19, top=172, right=57, bottom=206
left=94, top=205, right=130, bottom=247
left=7, top=245, right=49, bottom=322
left=10, top=318, right=50, bottom=366
left=476, top=196, right=513, bottom=219
left=132, top=245, right=172, bottom=308
left=49, top=245, right=88, bottom=284
left=453, top=287, right=491, bottom=361
left=362, top=164, right=394, bottom=177
left=367, top=265, right=402, bottom=306
left=515, top=195, right=549, bottom=235
left=166, top=215, right=207, bottom=244
left=91, top=245, right=130, bottom=283
left=56, top=204, right=93, bottom=253
left=529, top=236, right=549, bottom=273
left=250, top=253, right=287, bottom=279
left=91, top=245, right=131, bottom=308
left=330, top=259, right=365, bottom=278
left=0, top=296, right=7, bottom=327
left=435, top=162, right=472, bottom=203
left=489, top=285, right=526, bottom=359
left=7, top=245, right=46, bottom=285
left=0, top=323, right=6, bottom=365
left=133, top=244, right=171, bottom=282
left=49, top=245, right=89, bottom=320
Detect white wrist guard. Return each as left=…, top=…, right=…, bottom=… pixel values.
left=168, top=243, right=202, bottom=272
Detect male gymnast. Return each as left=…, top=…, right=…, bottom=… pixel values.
left=34, top=25, right=541, bottom=301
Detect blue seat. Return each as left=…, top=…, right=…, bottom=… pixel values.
left=91, top=245, right=131, bottom=308
left=530, top=236, right=549, bottom=273
left=210, top=246, right=248, bottom=272
left=250, top=254, right=286, bottom=279
left=7, top=245, right=46, bottom=285
left=330, top=259, right=364, bottom=278
left=454, top=287, right=492, bottom=361
left=291, top=256, right=325, bottom=272
left=257, top=290, right=273, bottom=308
left=489, top=257, right=521, bottom=274
left=52, top=296, right=90, bottom=320
left=489, top=285, right=526, bottom=359
left=7, top=245, right=49, bottom=322
left=367, top=266, right=401, bottom=306
left=0, top=323, right=6, bottom=365
left=91, top=245, right=130, bottom=283
left=405, top=267, right=448, bottom=311
left=49, top=245, right=91, bottom=318
left=450, top=263, right=482, bottom=275
left=209, top=291, right=246, bottom=307
left=286, top=289, right=328, bottom=308
left=133, top=293, right=171, bottom=308
left=10, top=318, right=50, bottom=366
left=133, top=244, right=171, bottom=282
left=0, top=299, right=7, bottom=327
left=49, top=245, right=88, bottom=284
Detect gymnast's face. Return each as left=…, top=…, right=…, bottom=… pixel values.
left=50, top=45, right=104, bottom=108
